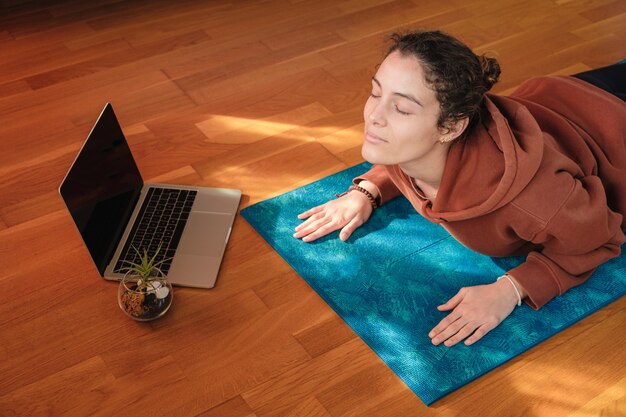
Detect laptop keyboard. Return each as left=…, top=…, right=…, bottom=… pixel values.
left=114, top=187, right=197, bottom=275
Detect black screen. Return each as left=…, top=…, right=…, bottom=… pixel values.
left=59, top=104, right=143, bottom=276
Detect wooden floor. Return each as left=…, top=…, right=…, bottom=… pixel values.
left=1, top=0, right=625, bottom=415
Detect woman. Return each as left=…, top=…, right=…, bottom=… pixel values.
left=293, top=30, right=626, bottom=347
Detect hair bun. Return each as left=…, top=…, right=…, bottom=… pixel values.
left=478, top=55, right=501, bottom=91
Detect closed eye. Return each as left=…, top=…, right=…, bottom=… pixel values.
left=394, top=104, right=410, bottom=115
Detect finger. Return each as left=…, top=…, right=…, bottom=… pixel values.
left=301, top=220, right=343, bottom=243
left=443, top=321, right=478, bottom=347
left=429, top=310, right=462, bottom=340
left=437, top=289, right=465, bottom=311
left=430, top=316, right=468, bottom=345
left=339, top=216, right=363, bottom=241
left=297, top=205, right=323, bottom=220
left=464, top=322, right=497, bottom=346
left=294, top=213, right=328, bottom=236
left=294, top=216, right=333, bottom=239
left=295, top=211, right=324, bottom=232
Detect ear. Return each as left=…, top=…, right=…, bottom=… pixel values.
left=440, top=117, right=469, bottom=141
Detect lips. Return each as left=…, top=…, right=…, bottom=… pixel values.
left=365, top=130, right=388, bottom=144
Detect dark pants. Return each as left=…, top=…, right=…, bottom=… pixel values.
left=572, top=61, right=626, bottom=102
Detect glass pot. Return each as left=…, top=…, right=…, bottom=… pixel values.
left=118, top=271, right=173, bottom=321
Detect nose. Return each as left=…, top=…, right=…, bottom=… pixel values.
left=366, top=99, right=386, bottom=127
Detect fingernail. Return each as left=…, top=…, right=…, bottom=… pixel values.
left=428, top=332, right=434, bottom=338
left=432, top=338, right=439, bottom=344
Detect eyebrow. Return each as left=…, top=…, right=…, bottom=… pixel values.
left=372, top=77, right=423, bottom=107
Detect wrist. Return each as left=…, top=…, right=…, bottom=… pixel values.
left=496, top=274, right=523, bottom=307
left=348, top=185, right=379, bottom=209
left=356, top=180, right=380, bottom=200
left=507, top=275, right=528, bottom=299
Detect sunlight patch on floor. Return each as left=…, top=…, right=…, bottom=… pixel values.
left=566, top=374, right=626, bottom=417
left=195, top=102, right=334, bottom=144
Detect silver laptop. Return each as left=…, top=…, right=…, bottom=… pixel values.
left=59, top=103, right=241, bottom=288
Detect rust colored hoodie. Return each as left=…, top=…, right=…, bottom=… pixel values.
left=356, top=76, right=626, bottom=309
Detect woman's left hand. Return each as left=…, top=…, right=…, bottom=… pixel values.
left=428, top=279, right=520, bottom=347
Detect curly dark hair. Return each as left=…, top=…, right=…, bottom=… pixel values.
left=387, top=30, right=501, bottom=140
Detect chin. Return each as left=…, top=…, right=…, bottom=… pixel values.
left=361, top=143, right=388, bottom=165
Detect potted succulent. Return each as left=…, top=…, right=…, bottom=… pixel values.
left=117, top=244, right=173, bottom=321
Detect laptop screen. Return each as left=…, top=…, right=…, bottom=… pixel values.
left=59, top=104, right=143, bottom=276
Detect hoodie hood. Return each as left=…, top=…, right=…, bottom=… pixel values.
left=421, top=95, right=544, bottom=222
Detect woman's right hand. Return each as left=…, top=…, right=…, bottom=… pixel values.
left=293, top=189, right=375, bottom=243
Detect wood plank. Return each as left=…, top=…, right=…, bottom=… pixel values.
left=242, top=338, right=380, bottom=417
left=566, top=375, right=626, bottom=417
left=572, top=12, right=626, bottom=41
left=284, top=396, right=334, bottom=417
left=1, top=37, right=132, bottom=85
left=0, top=79, right=32, bottom=99
left=316, top=364, right=409, bottom=417
left=0, top=211, right=84, bottom=279
left=578, top=0, right=626, bottom=23
left=196, top=395, right=258, bottom=417
left=195, top=141, right=346, bottom=204
left=176, top=54, right=332, bottom=109
left=0, top=190, right=65, bottom=227
left=0, top=356, right=116, bottom=416
left=196, top=102, right=333, bottom=143
left=28, top=30, right=210, bottom=90
left=292, top=315, right=358, bottom=358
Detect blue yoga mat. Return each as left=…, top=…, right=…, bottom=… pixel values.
left=240, top=162, right=626, bottom=405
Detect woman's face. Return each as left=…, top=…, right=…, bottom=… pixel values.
left=362, top=51, right=447, bottom=169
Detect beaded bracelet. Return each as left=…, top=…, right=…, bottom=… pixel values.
left=497, top=274, right=522, bottom=307
left=335, top=185, right=380, bottom=209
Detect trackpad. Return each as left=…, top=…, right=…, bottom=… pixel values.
left=177, top=212, right=233, bottom=256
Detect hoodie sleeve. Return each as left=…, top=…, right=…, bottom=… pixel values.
left=508, top=175, right=625, bottom=309
left=353, top=164, right=402, bottom=205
